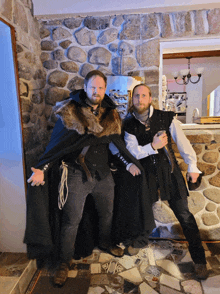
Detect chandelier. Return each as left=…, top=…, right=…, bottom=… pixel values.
left=173, top=57, right=203, bottom=85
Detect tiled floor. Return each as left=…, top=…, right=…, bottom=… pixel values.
left=22, top=239, right=220, bottom=294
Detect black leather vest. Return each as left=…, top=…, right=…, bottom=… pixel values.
left=123, top=109, right=188, bottom=202
left=85, top=143, right=110, bottom=179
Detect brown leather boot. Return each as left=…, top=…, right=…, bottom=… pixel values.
left=194, top=264, right=209, bottom=280
left=99, top=245, right=124, bottom=257
left=127, top=246, right=140, bottom=256
left=109, top=246, right=124, bottom=257
left=53, top=262, right=70, bottom=287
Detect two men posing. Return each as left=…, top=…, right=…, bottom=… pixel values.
left=24, top=70, right=208, bottom=287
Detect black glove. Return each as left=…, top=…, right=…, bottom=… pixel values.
left=187, top=173, right=203, bottom=190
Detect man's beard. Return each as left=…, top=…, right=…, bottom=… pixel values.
left=134, top=103, right=150, bottom=114
left=87, top=95, right=102, bottom=106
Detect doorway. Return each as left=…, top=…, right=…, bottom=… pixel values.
left=0, top=19, right=26, bottom=252
left=159, top=38, right=220, bottom=123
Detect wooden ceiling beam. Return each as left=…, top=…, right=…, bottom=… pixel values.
left=163, top=50, right=220, bottom=59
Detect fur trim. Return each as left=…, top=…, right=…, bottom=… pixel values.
left=53, top=98, right=121, bottom=137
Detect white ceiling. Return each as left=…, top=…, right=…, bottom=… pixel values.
left=32, top=0, right=220, bottom=17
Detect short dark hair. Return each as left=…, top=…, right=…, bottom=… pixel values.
left=128, top=84, right=152, bottom=113
left=84, top=70, right=107, bottom=87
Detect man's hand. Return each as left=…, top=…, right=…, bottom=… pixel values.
left=152, top=132, right=168, bottom=150
left=187, top=172, right=199, bottom=183
left=27, top=167, right=45, bottom=186
left=128, top=164, right=141, bottom=176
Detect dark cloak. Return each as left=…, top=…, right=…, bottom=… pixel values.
left=24, top=90, right=156, bottom=262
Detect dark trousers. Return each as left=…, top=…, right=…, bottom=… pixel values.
left=168, top=197, right=206, bottom=264
left=132, top=197, right=206, bottom=264
left=59, top=168, right=115, bottom=263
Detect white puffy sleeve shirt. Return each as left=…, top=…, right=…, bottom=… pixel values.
left=123, top=108, right=201, bottom=174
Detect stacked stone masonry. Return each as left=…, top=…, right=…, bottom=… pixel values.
left=37, top=9, right=220, bottom=120
left=0, top=2, right=220, bottom=240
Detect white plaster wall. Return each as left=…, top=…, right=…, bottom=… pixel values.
left=0, top=21, right=26, bottom=252
left=214, top=86, right=220, bottom=116
left=186, top=77, right=203, bottom=123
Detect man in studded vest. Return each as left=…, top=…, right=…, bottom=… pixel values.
left=118, top=83, right=208, bottom=280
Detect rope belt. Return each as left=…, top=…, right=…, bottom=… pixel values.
left=58, top=161, right=69, bottom=210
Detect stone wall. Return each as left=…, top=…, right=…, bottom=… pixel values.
left=38, top=9, right=220, bottom=121
left=153, top=128, right=220, bottom=241
left=38, top=14, right=162, bottom=113
left=0, top=0, right=48, bottom=175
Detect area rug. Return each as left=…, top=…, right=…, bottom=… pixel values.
left=29, top=275, right=90, bottom=294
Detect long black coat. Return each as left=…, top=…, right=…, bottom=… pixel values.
left=24, top=90, right=155, bottom=261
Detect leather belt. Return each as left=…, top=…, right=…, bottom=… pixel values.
left=75, top=146, right=93, bottom=182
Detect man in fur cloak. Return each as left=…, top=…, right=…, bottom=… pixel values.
left=24, top=71, right=156, bottom=287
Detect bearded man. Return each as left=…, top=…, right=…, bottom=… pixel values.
left=24, top=71, right=150, bottom=287
left=114, top=84, right=208, bottom=280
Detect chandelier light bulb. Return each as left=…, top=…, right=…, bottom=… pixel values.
left=180, top=69, right=189, bottom=77
left=196, top=67, right=204, bottom=74
left=173, top=71, right=179, bottom=78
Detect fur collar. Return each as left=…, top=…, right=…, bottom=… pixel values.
left=53, top=98, right=121, bottom=137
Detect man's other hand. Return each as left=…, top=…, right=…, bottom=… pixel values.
left=128, top=164, right=141, bottom=176
left=187, top=172, right=199, bottom=183
left=27, top=167, right=45, bottom=186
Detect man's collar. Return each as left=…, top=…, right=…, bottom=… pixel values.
left=132, top=105, right=154, bottom=124
left=149, top=105, right=154, bottom=118
left=85, top=100, right=101, bottom=116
